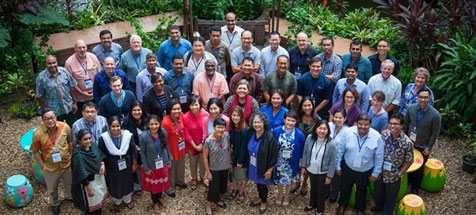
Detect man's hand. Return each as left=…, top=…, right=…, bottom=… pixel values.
left=369, top=175, right=379, bottom=182
left=423, top=148, right=431, bottom=156
left=325, top=177, right=332, bottom=185
left=72, top=102, right=78, bottom=114
left=335, top=170, right=342, bottom=176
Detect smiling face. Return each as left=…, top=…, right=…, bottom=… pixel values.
left=277, top=56, right=288, bottom=75
left=309, top=61, right=322, bottom=78
left=79, top=133, right=92, bottom=149
left=41, top=111, right=57, bottom=129
left=189, top=100, right=201, bottom=115
left=231, top=110, right=242, bottom=125
left=100, top=33, right=112, bottom=50
left=131, top=105, right=143, bottom=120
left=284, top=116, right=297, bottom=130
left=104, top=57, right=116, bottom=76
left=146, top=57, right=157, bottom=70
left=173, top=58, right=184, bottom=73
left=148, top=118, right=160, bottom=134
left=344, top=91, right=356, bottom=106
left=296, top=34, right=308, bottom=50
left=417, top=91, right=431, bottom=109
left=235, top=84, right=249, bottom=98
left=192, top=40, right=204, bottom=55
left=241, top=31, right=253, bottom=49
left=208, top=103, right=220, bottom=118
left=301, top=100, right=313, bottom=115
left=381, top=62, right=394, bottom=80
left=214, top=124, right=226, bottom=138
left=333, top=112, right=346, bottom=127
left=269, top=34, right=280, bottom=50
left=346, top=68, right=357, bottom=81
left=377, top=40, right=389, bottom=55
left=371, top=96, right=384, bottom=109
left=205, top=61, right=216, bottom=76
left=414, top=73, right=427, bottom=87
left=316, top=123, right=328, bottom=139
left=45, top=55, right=58, bottom=74
left=271, top=93, right=283, bottom=108
left=171, top=103, right=182, bottom=119
left=110, top=79, right=123, bottom=95
left=389, top=118, right=403, bottom=137
left=130, top=36, right=142, bottom=53
left=152, top=76, right=164, bottom=92
left=82, top=106, right=97, bottom=123
left=110, top=120, right=121, bottom=137
left=75, top=40, right=87, bottom=59
left=169, top=28, right=181, bottom=42
left=241, top=59, right=253, bottom=76
left=357, top=119, right=371, bottom=136
left=225, top=13, right=236, bottom=31
left=252, top=116, right=264, bottom=132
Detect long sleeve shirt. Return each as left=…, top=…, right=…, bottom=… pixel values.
left=333, top=78, right=370, bottom=113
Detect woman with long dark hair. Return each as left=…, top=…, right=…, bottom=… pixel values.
left=229, top=106, right=249, bottom=204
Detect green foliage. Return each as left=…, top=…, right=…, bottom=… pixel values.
left=19, top=7, right=69, bottom=26
left=193, top=0, right=232, bottom=20
left=433, top=33, right=476, bottom=122
left=8, top=104, right=22, bottom=117
left=233, top=0, right=265, bottom=20
left=0, top=26, right=11, bottom=48
left=439, top=107, right=472, bottom=137
left=22, top=101, right=39, bottom=119
left=127, top=14, right=180, bottom=53
left=396, top=62, right=413, bottom=91
left=70, top=3, right=111, bottom=29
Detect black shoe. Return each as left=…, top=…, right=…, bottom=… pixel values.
left=290, top=185, right=300, bottom=193
left=329, top=196, right=337, bottom=203
left=300, top=190, right=307, bottom=196
left=303, top=205, right=316, bottom=212
left=370, top=206, right=383, bottom=213
left=177, top=183, right=188, bottom=189
left=214, top=202, right=227, bottom=209
left=52, top=206, right=60, bottom=215
left=166, top=191, right=176, bottom=198
left=412, top=188, right=419, bottom=195
left=63, top=198, right=73, bottom=203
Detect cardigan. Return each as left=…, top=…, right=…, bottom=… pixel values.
left=162, top=113, right=187, bottom=160
left=231, top=127, right=250, bottom=167
left=272, top=126, right=305, bottom=176
left=301, top=135, right=337, bottom=178
left=142, top=85, right=176, bottom=119
left=138, top=128, right=172, bottom=172
left=98, top=90, right=136, bottom=122
left=250, top=130, right=279, bottom=176
left=184, top=109, right=210, bottom=155
left=202, top=114, right=230, bottom=140
left=404, top=103, right=441, bottom=150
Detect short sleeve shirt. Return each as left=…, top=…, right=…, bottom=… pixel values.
left=380, top=130, right=414, bottom=183
left=203, top=132, right=231, bottom=171
left=118, top=48, right=153, bottom=83
left=92, top=42, right=123, bottom=67
left=221, top=25, right=244, bottom=51
left=164, top=70, right=195, bottom=97
left=192, top=72, right=229, bottom=107
left=231, top=45, right=262, bottom=67
left=64, top=52, right=101, bottom=102
left=368, top=74, right=402, bottom=108
left=36, top=67, right=77, bottom=116
left=262, top=71, right=297, bottom=100
left=205, top=40, right=231, bottom=77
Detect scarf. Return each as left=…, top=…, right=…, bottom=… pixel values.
left=101, top=130, right=132, bottom=156
left=229, top=95, right=253, bottom=123
left=71, top=145, right=106, bottom=186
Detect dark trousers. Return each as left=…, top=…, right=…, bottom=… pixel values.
left=330, top=171, right=341, bottom=199
left=207, top=170, right=228, bottom=203
left=374, top=178, right=401, bottom=215
left=409, top=146, right=429, bottom=190
left=57, top=112, right=76, bottom=128
left=309, top=172, right=329, bottom=213
left=86, top=208, right=101, bottom=215
left=129, top=83, right=136, bottom=96
left=256, top=184, right=268, bottom=203
left=338, top=162, right=372, bottom=212
left=75, top=100, right=94, bottom=120
left=151, top=192, right=163, bottom=204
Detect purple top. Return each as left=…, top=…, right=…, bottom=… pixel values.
left=329, top=102, right=361, bottom=126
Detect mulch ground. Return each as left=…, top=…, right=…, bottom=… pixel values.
left=0, top=109, right=475, bottom=215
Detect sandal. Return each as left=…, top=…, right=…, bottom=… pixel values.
left=153, top=203, right=161, bottom=214
left=205, top=206, right=214, bottom=215
left=228, top=190, right=239, bottom=200
left=282, top=195, right=290, bottom=207
left=190, top=179, right=197, bottom=190
left=275, top=194, right=283, bottom=205
left=250, top=199, right=262, bottom=207
left=158, top=197, right=167, bottom=207
left=126, top=201, right=134, bottom=209
left=237, top=193, right=245, bottom=204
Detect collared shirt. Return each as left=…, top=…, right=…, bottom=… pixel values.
left=205, top=40, right=231, bottom=77
left=316, top=52, right=342, bottom=82
left=92, top=69, right=130, bottom=104
left=380, top=130, right=413, bottom=183
left=231, top=45, right=262, bottom=67
left=92, top=42, right=123, bottom=67
left=404, top=103, right=441, bottom=149
left=183, top=51, right=218, bottom=75
left=64, top=52, right=101, bottom=102
left=192, top=72, right=229, bottom=107
left=118, top=47, right=153, bottom=83
left=288, top=45, right=320, bottom=75
left=260, top=105, right=289, bottom=130
left=221, top=25, right=245, bottom=51
left=135, top=67, right=167, bottom=102
left=72, top=116, right=108, bottom=145
left=333, top=78, right=371, bottom=112
left=36, top=67, right=77, bottom=116
left=259, top=45, right=289, bottom=77
left=368, top=74, right=402, bottom=108
left=296, top=72, right=332, bottom=118
left=336, top=126, right=384, bottom=177
left=341, top=53, right=373, bottom=83
left=157, top=38, right=192, bottom=71
left=368, top=54, right=400, bottom=77
left=163, top=69, right=195, bottom=97
left=399, top=83, right=435, bottom=116
left=229, top=71, right=263, bottom=101
left=31, top=122, right=73, bottom=172
left=262, top=70, right=297, bottom=100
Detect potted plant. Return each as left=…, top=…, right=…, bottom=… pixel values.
left=462, top=141, right=476, bottom=173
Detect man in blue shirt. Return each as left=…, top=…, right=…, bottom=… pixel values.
left=341, top=41, right=372, bottom=83
left=157, top=25, right=192, bottom=71
left=333, top=64, right=371, bottom=112
left=93, top=57, right=130, bottom=104
left=335, top=113, right=384, bottom=215
left=296, top=57, right=332, bottom=120
left=231, top=30, right=261, bottom=74
left=164, top=55, right=195, bottom=107
left=369, top=39, right=400, bottom=77
left=136, top=53, right=167, bottom=102
left=316, top=37, right=342, bottom=83
left=259, top=31, right=289, bottom=77
left=92, top=29, right=123, bottom=67
left=118, top=35, right=153, bottom=93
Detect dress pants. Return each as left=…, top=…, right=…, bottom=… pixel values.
left=168, top=158, right=185, bottom=192
left=207, top=170, right=228, bottom=202
left=308, top=172, right=329, bottom=213
left=409, top=146, right=428, bottom=190
left=338, top=162, right=372, bottom=212
left=374, top=178, right=401, bottom=215
left=43, top=167, right=73, bottom=206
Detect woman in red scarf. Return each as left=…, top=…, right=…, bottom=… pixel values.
left=223, top=79, right=260, bottom=123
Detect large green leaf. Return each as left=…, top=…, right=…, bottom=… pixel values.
left=0, top=26, right=10, bottom=48
left=19, top=8, right=69, bottom=26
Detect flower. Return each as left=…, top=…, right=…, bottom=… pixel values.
left=6, top=196, right=14, bottom=204
left=7, top=187, right=15, bottom=195
left=16, top=185, right=29, bottom=199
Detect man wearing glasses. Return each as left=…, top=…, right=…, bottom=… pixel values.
left=72, top=102, right=108, bottom=146
left=231, top=30, right=261, bottom=74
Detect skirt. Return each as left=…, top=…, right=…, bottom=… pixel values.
left=73, top=174, right=108, bottom=213
left=142, top=167, right=170, bottom=194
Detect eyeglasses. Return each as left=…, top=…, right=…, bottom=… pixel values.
left=42, top=117, right=55, bottom=121
left=418, top=96, right=430, bottom=100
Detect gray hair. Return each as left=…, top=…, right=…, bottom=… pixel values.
left=129, top=34, right=141, bottom=44
left=381, top=59, right=395, bottom=69
left=248, top=111, right=269, bottom=131
left=296, top=32, right=308, bottom=40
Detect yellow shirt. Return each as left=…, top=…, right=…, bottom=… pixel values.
left=31, top=122, right=72, bottom=172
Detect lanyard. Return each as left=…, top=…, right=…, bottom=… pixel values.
left=308, top=76, right=319, bottom=96
left=314, top=140, right=324, bottom=160
left=206, top=74, right=216, bottom=94
left=192, top=55, right=204, bottom=71
left=355, top=133, right=369, bottom=153
left=173, top=119, right=182, bottom=138
left=150, top=131, right=161, bottom=155
left=86, top=120, right=97, bottom=142
left=110, top=91, right=125, bottom=108
left=333, top=126, right=341, bottom=139
left=226, top=31, right=236, bottom=45
left=113, top=136, right=122, bottom=149
left=75, top=55, right=88, bottom=77
left=212, top=47, right=221, bottom=59
left=133, top=54, right=141, bottom=70
left=297, top=51, right=304, bottom=67
left=48, top=128, right=58, bottom=147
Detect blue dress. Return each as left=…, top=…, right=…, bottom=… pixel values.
left=273, top=127, right=303, bottom=186
left=248, top=134, right=274, bottom=185
left=260, top=105, right=288, bottom=130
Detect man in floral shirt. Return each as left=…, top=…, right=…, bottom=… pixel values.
left=372, top=113, right=413, bottom=215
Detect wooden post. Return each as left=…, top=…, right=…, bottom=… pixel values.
left=271, top=0, right=276, bottom=32
left=183, top=0, right=188, bottom=38
left=275, top=0, right=281, bottom=33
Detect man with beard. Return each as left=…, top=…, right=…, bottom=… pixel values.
left=92, top=29, right=123, bottom=67
left=93, top=57, right=130, bottom=104
left=135, top=53, right=167, bottom=102
left=118, top=35, right=153, bottom=93
left=65, top=39, right=102, bottom=119
left=193, top=59, right=229, bottom=107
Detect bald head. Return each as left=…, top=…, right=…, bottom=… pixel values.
left=45, top=55, right=58, bottom=73
left=104, top=57, right=116, bottom=76
left=297, top=32, right=309, bottom=50
left=74, top=39, right=87, bottom=59
left=225, top=12, right=237, bottom=31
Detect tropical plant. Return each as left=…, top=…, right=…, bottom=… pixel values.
left=8, top=104, right=22, bottom=117
left=433, top=33, right=476, bottom=122
left=439, top=107, right=472, bottom=137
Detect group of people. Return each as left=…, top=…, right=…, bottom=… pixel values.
left=32, top=11, right=442, bottom=215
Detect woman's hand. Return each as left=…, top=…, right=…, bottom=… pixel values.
left=86, top=185, right=95, bottom=197
left=207, top=171, right=213, bottom=181
left=99, top=163, right=106, bottom=175
left=237, top=163, right=243, bottom=168
left=264, top=171, right=272, bottom=180
left=325, top=177, right=332, bottom=185
left=146, top=170, right=152, bottom=175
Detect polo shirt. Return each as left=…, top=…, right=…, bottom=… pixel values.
left=118, top=47, right=153, bottom=83
left=135, top=67, right=167, bottom=102
left=316, top=52, right=342, bottom=82
left=368, top=54, right=400, bottom=77
left=92, top=69, right=130, bottom=104
left=262, top=70, right=297, bottom=100
left=231, top=45, right=261, bottom=67
left=341, top=53, right=373, bottom=83
left=36, top=67, right=77, bottom=116
left=92, top=42, right=123, bottom=67
left=259, top=45, right=289, bottom=77
left=205, top=40, right=231, bottom=77
left=183, top=51, right=217, bottom=75
left=288, top=45, right=320, bottom=75
left=163, top=69, right=195, bottom=98
left=157, top=38, right=192, bottom=71
left=221, top=25, right=244, bottom=51
left=296, top=72, right=332, bottom=118
left=64, top=52, right=101, bottom=102
left=192, top=71, right=229, bottom=107
left=333, top=78, right=370, bottom=112
left=368, top=74, right=402, bottom=108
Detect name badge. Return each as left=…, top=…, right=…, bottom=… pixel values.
left=282, top=149, right=292, bottom=159
left=353, top=154, right=362, bottom=168
left=250, top=155, right=257, bottom=166
left=84, top=79, right=93, bottom=89
left=294, top=71, right=301, bottom=79
left=178, top=140, right=186, bottom=151
left=410, top=128, right=417, bottom=142
left=179, top=94, right=188, bottom=104
left=51, top=151, right=62, bottom=163
left=117, top=158, right=127, bottom=171
left=155, top=157, right=164, bottom=169
left=383, top=160, right=392, bottom=171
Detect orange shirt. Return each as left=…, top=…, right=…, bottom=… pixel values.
left=162, top=113, right=187, bottom=160
left=31, top=122, right=72, bottom=172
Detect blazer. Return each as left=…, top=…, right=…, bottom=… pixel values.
left=301, top=135, right=337, bottom=178
left=142, top=85, right=176, bottom=119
